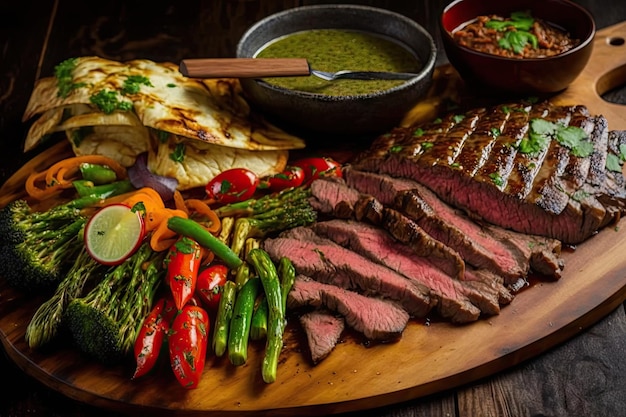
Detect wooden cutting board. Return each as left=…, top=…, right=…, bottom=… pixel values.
left=1, top=21, right=626, bottom=417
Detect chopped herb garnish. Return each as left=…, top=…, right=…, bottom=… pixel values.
left=489, top=172, right=504, bottom=187
left=433, top=117, right=442, bottom=124
left=502, top=105, right=512, bottom=115
left=71, top=126, right=94, bottom=147
left=606, top=154, right=623, bottom=172
left=485, top=11, right=534, bottom=31
left=90, top=89, right=132, bottom=114
left=54, top=58, right=87, bottom=98
left=121, top=75, right=153, bottom=95
left=453, top=114, right=465, bottom=123
left=156, top=129, right=170, bottom=143
left=571, top=189, right=590, bottom=202
left=413, top=128, right=425, bottom=137
left=167, top=83, right=177, bottom=88
left=170, top=143, right=186, bottom=163
left=518, top=118, right=592, bottom=157
left=486, top=11, right=538, bottom=55
left=422, top=142, right=434, bottom=150
left=490, top=127, right=501, bottom=138
left=389, top=145, right=404, bottom=153
left=450, top=162, right=461, bottom=168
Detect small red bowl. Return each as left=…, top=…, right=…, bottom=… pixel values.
left=440, top=0, right=595, bottom=95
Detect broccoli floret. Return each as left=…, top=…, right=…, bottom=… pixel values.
left=64, top=242, right=165, bottom=364
left=0, top=200, right=86, bottom=292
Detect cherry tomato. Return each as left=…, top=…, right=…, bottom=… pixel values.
left=263, top=165, right=305, bottom=192
left=196, top=264, right=229, bottom=311
left=132, top=297, right=176, bottom=379
left=169, top=304, right=210, bottom=389
left=292, top=157, right=342, bottom=185
left=165, top=237, right=205, bottom=310
left=205, top=168, right=259, bottom=204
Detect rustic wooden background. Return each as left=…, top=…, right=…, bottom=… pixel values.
left=0, top=1, right=625, bottom=416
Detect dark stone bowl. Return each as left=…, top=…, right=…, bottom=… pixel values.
left=440, top=0, right=596, bottom=96
left=236, top=4, right=437, bottom=138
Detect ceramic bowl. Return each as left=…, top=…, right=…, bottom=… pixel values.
left=440, top=0, right=595, bottom=95
left=236, top=4, right=437, bottom=137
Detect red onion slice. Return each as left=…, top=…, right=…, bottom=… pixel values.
left=128, top=153, right=179, bottom=201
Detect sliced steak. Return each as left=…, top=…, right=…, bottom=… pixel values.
left=312, top=219, right=499, bottom=321
left=352, top=102, right=626, bottom=244
left=299, top=309, right=345, bottom=364
left=344, top=168, right=561, bottom=281
left=289, top=275, right=409, bottom=340
left=381, top=208, right=466, bottom=279
left=264, top=228, right=435, bottom=317
left=309, top=177, right=361, bottom=219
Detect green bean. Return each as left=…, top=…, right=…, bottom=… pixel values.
left=227, top=277, right=260, bottom=366
left=250, top=295, right=268, bottom=341
left=248, top=248, right=284, bottom=383
left=167, top=216, right=243, bottom=270
left=79, top=162, right=118, bottom=184
left=278, top=257, right=296, bottom=315
left=212, top=280, right=237, bottom=357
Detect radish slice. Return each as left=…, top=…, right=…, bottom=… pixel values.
left=84, top=203, right=145, bottom=265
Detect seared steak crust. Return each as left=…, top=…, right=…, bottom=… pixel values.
left=351, top=102, right=626, bottom=244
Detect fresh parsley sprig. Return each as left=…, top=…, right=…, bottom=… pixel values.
left=485, top=11, right=538, bottom=55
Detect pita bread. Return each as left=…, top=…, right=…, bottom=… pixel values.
left=23, top=56, right=305, bottom=152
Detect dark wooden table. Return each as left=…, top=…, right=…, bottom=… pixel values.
left=1, top=1, right=625, bottom=416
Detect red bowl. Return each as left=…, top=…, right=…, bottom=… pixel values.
left=440, top=0, right=595, bottom=95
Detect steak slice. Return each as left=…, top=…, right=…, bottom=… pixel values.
left=381, top=208, right=466, bottom=279
left=299, top=309, right=345, bottom=364
left=309, top=176, right=466, bottom=279
left=289, top=275, right=409, bottom=340
left=351, top=102, right=626, bottom=244
left=264, top=227, right=435, bottom=317
left=312, top=219, right=499, bottom=321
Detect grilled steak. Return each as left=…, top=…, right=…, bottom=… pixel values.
left=344, top=168, right=564, bottom=281
left=312, top=219, right=506, bottom=320
left=299, top=309, right=345, bottom=364
left=351, top=101, right=626, bottom=244
left=289, top=275, right=409, bottom=341
left=263, top=227, right=435, bottom=317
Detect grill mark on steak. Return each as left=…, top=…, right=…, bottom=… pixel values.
left=263, top=227, right=435, bottom=317
left=289, top=276, right=408, bottom=341
left=351, top=101, right=626, bottom=244
left=311, top=219, right=489, bottom=321
left=298, top=309, right=345, bottom=364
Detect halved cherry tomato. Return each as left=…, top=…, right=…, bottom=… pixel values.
left=196, top=264, right=229, bottom=311
left=205, top=168, right=259, bottom=204
left=169, top=304, right=210, bottom=389
left=291, top=157, right=342, bottom=185
left=263, top=165, right=305, bottom=192
left=132, top=297, right=176, bottom=379
left=165, top=237, right=205, bottom=310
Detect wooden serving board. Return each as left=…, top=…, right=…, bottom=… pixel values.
left=1, top=22, right=626, bottom=417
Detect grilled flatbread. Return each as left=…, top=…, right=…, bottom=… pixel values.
left=23, top=56, right=305, bottom=152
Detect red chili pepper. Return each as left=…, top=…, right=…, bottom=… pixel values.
left=169, top=304, right=210, bottom=389
left=132, top=297, right=176, bottom=379
left=291, top=157, right=342, bottom=185
left=205, top=168, right=259, bottom=204
left=196, top=264, right=229, bottom=311
left=165, top=237, right=204, bottom=310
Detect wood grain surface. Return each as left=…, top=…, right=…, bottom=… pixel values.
left=1, top=1, right=626, bottom=417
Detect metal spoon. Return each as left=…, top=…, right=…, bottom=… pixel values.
left=179, top=58, right=418, bottom=81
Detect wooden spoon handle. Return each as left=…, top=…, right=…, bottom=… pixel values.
left=179, top=58, right=311, bottom=78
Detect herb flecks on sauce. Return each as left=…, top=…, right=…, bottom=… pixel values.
left=255, top=29, right=421, bottom=96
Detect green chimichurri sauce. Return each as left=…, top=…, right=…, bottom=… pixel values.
left=255, top=29, right=421, bottom=96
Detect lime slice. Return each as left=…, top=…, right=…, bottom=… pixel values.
left=84, top=203, right=145, bottom=265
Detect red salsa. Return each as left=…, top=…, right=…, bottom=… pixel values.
left=452, top=11, right=580, bottom=59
